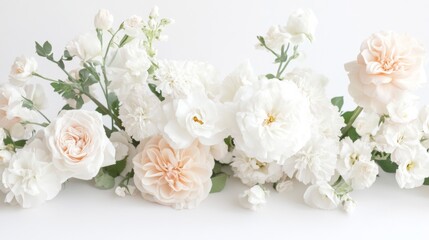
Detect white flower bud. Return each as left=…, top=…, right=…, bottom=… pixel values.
left=115, top=186, right=126, bottom=197
left=150, top=6, right=159, bottom=19
left=9, top=56, right=37, bottom=86
left=94, top=9, right=114, bottom=31
left=148, top=19, right=157, bottom=29
left=239, top=185, right=269, bottom=211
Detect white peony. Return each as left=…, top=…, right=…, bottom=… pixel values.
left=2, top=138, right=62, bottom=208
left=220, top=61, right=257, bottom=102
left=353, top=112, right=380, bottom=137
left=304, top=182, right=339, bottom=210
left=94, top=9, right=114, bottom=31
left=392, top=146, right=429, bottom=189
left=284, top=8, right=318, bottom=43
left=239, top=185, right=269, bottom=211
left=374, top=119, right=421, bottom=154
left=233, top=78, right=312, bottom=163
left=118, top=84, right=160, bottom=141
left=338, top=137, right=378, bottom=190
left=9, top=56, right=37, bottom=86
left=123, top=15, right=144, bottom=37
left=43, top=110, right=116, bottom=180
left=283, top=136, right=338, bottom=184
left=66, top=32, right=102, bottom=62
left=158, top=93, right=229, bottom=149
left=231, top=150, right=283, bottom=186
left=106, top=40, right=151, bottom=98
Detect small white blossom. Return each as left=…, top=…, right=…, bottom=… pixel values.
left=353, top=112, right=380, bottom=137
left=123, top=15, right=144, bottom=37
left=109, top=131, right=134, bottom=161
left=304, top=182, right=339, bottom=210
left=284, top=8, right=318, bottom=44
left=341, top=194, right=356, bottom=214
left=115, top=186, right=126, bottom=197
left=392, top=145, right=429, bottom=189
left=231, top=150, right=283, bottom=186
left=94, top=9, right=114, bottom=30
left=9, top=56, right=37, bottom=86
left=274, top=176, right=294, bottom=193
left=386, top=96, right=419, bottom=124
left=374, top=119, right=421, bottom=154
left=66, top=32, right=102, bottom=62
left=150, top=6, right=159, bottom=19
left=239, top=185, right=269, bottom=211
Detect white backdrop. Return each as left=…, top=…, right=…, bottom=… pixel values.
left=1, top=0, right=429, bottom=239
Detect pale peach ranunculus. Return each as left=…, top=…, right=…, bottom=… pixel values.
left=133, top=135, right=214, bottom=209
left=345, top=31, right=426, bottom=114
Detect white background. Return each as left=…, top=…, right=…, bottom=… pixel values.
left=1, top=0, right=429, bottom=239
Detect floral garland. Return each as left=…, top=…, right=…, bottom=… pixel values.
left=0, top=7, right=427, bottom=213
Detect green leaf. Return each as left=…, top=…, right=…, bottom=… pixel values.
left=63, top=50, right=73, bottom=61
left=57, top=59, right=65, bottom=70
left=35, top=42, right=46, bottom=57
left=148, top=83, right=165, bottom=101
left=94, top=170, right=115, bottom=189
left=375, top=159, right=398, bottom=173
left=331, top=96, right=344, bottom=111
left=21, top=97, right=34, bottom=110
left=50, top=81, right=78, bottom=99
left=107, top=92, right=120, bottom=116
left=224, top=136, right=235, bottom=152
left=423, top=178, right=429, bottom=185
left=95, top=106, right=109, bottom=116
left=14, top=140, right=27, bottom=148
left=3, top=135, right=14, bottom=146
left=61, top=104, right=74, bottom=110
left=213, top=161, right=223, bottom=174
left=265, top=74, right=276, bottom=79
left=257, top=36, right=265, bottom=46
left=119, top=35, right=133, bottom=48
left=103, top=159, right=127, bottom=178
left=43, top=41, right=52, bottom=55
left=210, top=173, right=228, bottom=193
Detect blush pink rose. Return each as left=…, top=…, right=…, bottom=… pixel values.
left=133, top=135, right=214, bottom=209
left=345, top=31, right=426, bottom=114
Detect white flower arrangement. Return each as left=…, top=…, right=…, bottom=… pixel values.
left=1, top=6, right=429, bottom=214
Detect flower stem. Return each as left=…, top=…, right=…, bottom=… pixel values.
left=341, top=106, right=363, bottom=139
left=32, top=72, right=56, bottom=82
left=83, top=91, right=122, bottom=129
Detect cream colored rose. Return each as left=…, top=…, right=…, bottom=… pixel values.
left=345, top=31, right=426, bottom=114
left=133, top=135, right=214, bottom=209
left=43, top=110, right=115, bottom=181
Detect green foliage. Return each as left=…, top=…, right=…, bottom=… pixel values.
left=423, top=178, right=429, bottom=186
left=102, top=159, right=127, bottom=178
left=210, top=173, right=228, bottom=193
left=224, top=136, right=235, bottom=152
left=331, top=96, right=344, bottom=111
left=148, top=83, right=165, bottom=101
left=35, top=41, right=52, bottom=57
left=265, top=74, right=276, bottom=79
left=94, top=170, right=115, bottom=189
left=375, top=158, right=398, bottom=173
left=341, top=110, right=360, bottom=141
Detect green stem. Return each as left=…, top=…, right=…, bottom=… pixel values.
left=32, top=73, right=56, bottom=82
left=83, top=92, right=122, bottom=129
left=21, top=121, right=49, bottom=127
left=35, top=108, right=51, bottom=123
left=341, top=106, right=363, bottom=139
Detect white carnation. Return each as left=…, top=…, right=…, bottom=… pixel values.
left=233, top=78, right=312, bottom=163
left=9, top=56, right=37, bottom=86
left=231, top=150, right=283, bottom=186
left=2, top=138, right=62, bottom=208
left=283, top=136, right=338, bottom=184
left=239, top=185, right=269, bottom=211
left=119, top=84, right=161, bottom=141
left=106, top=40, right=151, bottom=98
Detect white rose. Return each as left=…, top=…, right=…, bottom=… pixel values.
left=9, top=56, right=37, bottom=86
left=386, top=96, right=419, bottom=123
left=94, top=9, right=114, bottom=30
left=159, top=93, right=229, bottom=149
left=123, top=15, right=144, bottom=37
left=239, top=185, right=269, bottom=211
left=284, top=8, right=318, bottom=43
left=43, top=110, right=116, bottom=180
left=392, top=146, right=429, bottom=189
left=233, top=78, right=312, bottom=163
left=66, top=32, right=102, bottom=62
left=2, top=138, right=62, bottom=208
left=304, top=182, right=339, bottom=210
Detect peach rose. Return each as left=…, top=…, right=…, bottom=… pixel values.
left=43, top=110, right=115, bottom=181
left=345, top=31, right=426, bottom=114
left=133, top=135, right=214, bottom=209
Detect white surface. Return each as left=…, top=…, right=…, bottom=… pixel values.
left=1, top=0, right=429, bottom=239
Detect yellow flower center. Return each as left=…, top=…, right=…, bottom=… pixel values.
left=15, top=66, right=24, bottom=74
left=407, top=162, right=415, bottom=171
left=350, top=153, right=359, bottom=165
left=193, top=116, right=204, bottom=125
left=263, top=114, right=276, bottom=126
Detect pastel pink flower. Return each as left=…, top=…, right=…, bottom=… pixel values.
left=133, top=135, right=214, bottom=209
left=345, top=31, right=426, bottom=114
